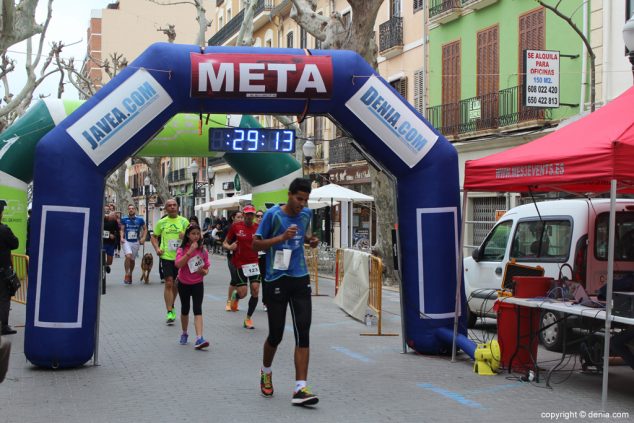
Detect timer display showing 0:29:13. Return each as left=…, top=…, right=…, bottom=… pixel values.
left=208, top=128, right=296, bottom=153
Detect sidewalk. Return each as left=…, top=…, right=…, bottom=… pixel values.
left=0, top=250, right=632, bottom=422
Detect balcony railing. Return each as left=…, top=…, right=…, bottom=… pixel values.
left=379, top=17, right=403, bottom=54
left=461, top=0, right=498, bottom=10
left=425, top=85, right=552, bottom=138
left=208, top=0, right=273, bottom=46
left=429, top=0, right=462, bottom=23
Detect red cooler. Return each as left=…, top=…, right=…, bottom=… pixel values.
left=496, top=301, right=540, bottom=372
left=512, top=276, right=552, bottom=298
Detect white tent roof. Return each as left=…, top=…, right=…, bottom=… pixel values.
left=195, top=193, right=334, bottom=212
left=309, top=183, right=374, bottom=202
left=195, top=194, right=252, bottom=212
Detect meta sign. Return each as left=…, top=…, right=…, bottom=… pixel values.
left=523, top=49, right=560, bottom=108
left=190, top=53, right=333, bottom=99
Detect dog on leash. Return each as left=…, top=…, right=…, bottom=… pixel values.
left=140, top=253, right=154, bottom=284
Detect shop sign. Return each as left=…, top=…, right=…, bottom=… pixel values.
left=328, top=164, right=371, bottom=184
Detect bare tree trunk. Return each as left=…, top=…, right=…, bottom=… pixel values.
left=0, top=0, right=45, bottom=52
left=134, top=157, right=171, bottom=205
left=109, top=164, right=134, bottom=212
left=147, top=0, right=211, bottom=47
left=0, top=0, right=59, bottom=130
left=369, top=167, right=398, bottom=286
left=236, top=0, right=258, bottom=47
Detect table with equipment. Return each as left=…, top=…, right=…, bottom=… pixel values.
left=497, top=296, right=634, bottom=386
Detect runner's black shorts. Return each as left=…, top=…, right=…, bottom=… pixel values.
left=232, top=263, right=262, bottom=287
left=160, top=259, right=178, bottom=279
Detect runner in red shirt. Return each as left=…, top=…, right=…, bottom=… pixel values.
left=223, top=205, right=261, bottom=329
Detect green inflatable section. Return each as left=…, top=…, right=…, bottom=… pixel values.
left=0, top=99, right=301, bottom=253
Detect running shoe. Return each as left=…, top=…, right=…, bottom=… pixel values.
left=194, top=337, right=209, bottom=350
left=260, top=370, right=273, bottom=397
left=230, top=291, right=239, bottom=312
left=179, top=333, right=188, bottom=345
left=225, top=300, right=232, bottom=312
left=166, top=310, right=175, bottom=324
left=243, top=318, right=254, bottom=329
left=104, top=265, right=111, bottom=274
left=292, top=387, right=319, bottom=406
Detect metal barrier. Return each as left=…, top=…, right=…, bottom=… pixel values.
left=361, top=255, right=398, bottom=337
left=335, top=249, right=344, bottom=296
left=334, top=249, right=397, bottom=336
left=304, top=245, right=328, bottom=296
left=10, top=253, right=28, bottom=304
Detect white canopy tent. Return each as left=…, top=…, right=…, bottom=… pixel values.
left=309, top=183, right=374, bottom=248
left=194, top=193, right=252, bottom=212
left=309, top=183, right=374, bottom=202
left=195, top=193, right=333, bottom=212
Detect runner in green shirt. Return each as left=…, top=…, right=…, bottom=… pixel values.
left=151, top=199, right=190, bottom=324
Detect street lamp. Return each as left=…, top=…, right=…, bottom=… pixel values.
left=623, top=15, right=634, bottom=83
left=302, top=139, right=316, bottom=177
left=188, top=159, right=199, bottom=218
left=144, top=175, right=151, bottom=240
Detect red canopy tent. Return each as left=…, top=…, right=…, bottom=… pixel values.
left=461, top=86, right=634, bottom=409
left=464, top=85, right=634, bottom=194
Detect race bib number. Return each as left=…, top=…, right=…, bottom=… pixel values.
left=242, top=263, right=260, bottom=277
left=168, top=239, right=180, bottom=252
left=103, top=230, right=110, bottom=239
left=187, top=255, right=204, bottom=273
left=273, top=249, right=292, bottom=271
left=127, top=231, right=137, bottom=240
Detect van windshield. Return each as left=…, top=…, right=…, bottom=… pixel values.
left=511, top=219, right=572, bottom=262
left=480, top=220, right=512, bottom=261
left=595, top=212, right=634, bottom=261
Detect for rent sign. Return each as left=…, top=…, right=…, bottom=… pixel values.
left=190, top=53, right=333, bottom=99
left=523, top=49, right=560, bottom=108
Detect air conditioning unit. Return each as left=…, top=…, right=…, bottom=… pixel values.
left=222, top=182, right=234, bottom=190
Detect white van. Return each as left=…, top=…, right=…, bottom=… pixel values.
left=464, top=199, right=634, bottom=350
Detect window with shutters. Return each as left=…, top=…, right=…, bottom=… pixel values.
left=442, top=40, right=461, bottom=135
left=414, top=0, right=424, bottom=13
left=390, top=78, right=407, bottom=99
left=300, top=28, right=307, bottom=48
left=390, top=0, right=401, bottom=17
left=519, top=8, right=545, bottom=121
left=477, top=25, right=499, bottom=130
left=414, top=68, right=424, bottom=115
left=287, top=31, right=294, bottom=48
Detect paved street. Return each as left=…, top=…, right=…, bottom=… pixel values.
left=1, top=251, right=633, bottom=422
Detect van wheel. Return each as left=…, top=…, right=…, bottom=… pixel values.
left=466, top=308, right=478, bottom=329
left=539, top=310, right=565, bottom=352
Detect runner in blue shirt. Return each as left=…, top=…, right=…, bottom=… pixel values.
left=253, top=178, right=320, bottom=406
left=120, top=204, right=147, bottom=284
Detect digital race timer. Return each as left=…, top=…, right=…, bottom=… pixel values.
left=208, top=128, right=296, bottom=153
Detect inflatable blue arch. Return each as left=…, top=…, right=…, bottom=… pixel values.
left=26, top=43, right=469, bottom=368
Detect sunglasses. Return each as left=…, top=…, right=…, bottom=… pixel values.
left=256, top=214, right=263, bottom=218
